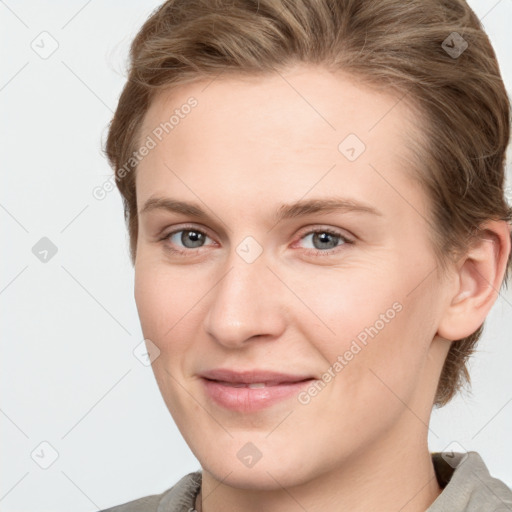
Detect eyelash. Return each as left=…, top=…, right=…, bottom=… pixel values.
left=158, top=224, right=354, bottom=257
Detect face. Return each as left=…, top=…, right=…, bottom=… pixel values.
left=134, top=64, right=451, bottom=489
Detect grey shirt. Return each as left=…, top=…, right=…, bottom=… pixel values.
left=100, top=451, right=512, bottom=511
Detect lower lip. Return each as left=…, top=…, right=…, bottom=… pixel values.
left=201, top=378, right=315, bottom=412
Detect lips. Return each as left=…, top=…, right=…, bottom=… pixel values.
left=200, top=368, right=314, bottom=385
left=212, top=382, right=274, bottom=388
left=199, top=368, right=316, bottom=412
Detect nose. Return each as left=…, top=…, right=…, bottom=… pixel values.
left=203, top=248, right=287, bottom=349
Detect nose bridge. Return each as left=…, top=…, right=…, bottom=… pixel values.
left=203, top=239, right=285, bottom=347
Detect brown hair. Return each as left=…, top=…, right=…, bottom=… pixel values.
left=104, top=0, right=512, bottom=407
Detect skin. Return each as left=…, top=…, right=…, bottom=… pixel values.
left=132, top=64, right=510, bottom=512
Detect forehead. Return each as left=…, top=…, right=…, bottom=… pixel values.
left=136, top=65, right=424, bottom=218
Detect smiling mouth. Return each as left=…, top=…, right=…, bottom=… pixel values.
left=204, top=378, right=314, bottom=388
left=201, top=377, right=316, bottom=412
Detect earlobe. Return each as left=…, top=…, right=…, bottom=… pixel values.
left=436, top=220, right=511, bottom=341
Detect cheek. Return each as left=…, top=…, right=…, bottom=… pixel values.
left=134, top=263, right=193, bottom=347
left=296, top=263, right=431, bottom=400
left=134, top=267, right=163, bottom=339
left=293, top=264, right=402, bottom=349
left=134, top=264, right=200, bottom=414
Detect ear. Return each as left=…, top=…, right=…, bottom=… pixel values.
left=437, top=220, right=511, bottom=341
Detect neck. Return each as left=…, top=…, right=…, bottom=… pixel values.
left=195, top=487, right=202, bottom=512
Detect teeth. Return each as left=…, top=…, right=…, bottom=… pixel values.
left=217, top=381, right=267, bottom=388
left=214, top=380, right=307, bottom=388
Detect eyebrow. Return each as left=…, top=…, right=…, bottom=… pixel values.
left=139, top=196, right=383, bottom=223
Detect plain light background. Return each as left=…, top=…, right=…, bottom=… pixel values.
left=1, top=1, right=511, bottom=511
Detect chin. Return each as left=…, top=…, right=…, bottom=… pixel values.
left=197, top=440, right=321, bottom=491
left=206, top=463, right=306, bottom=491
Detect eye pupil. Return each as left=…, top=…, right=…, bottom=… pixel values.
left=182, top=230, right=204, bottom=248
left=313, top=232, right=338, bottom=250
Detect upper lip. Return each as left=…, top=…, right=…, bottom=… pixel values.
left=200, top=368, right=315, bottom=385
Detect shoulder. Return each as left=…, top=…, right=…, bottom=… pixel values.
left=99, top=471, right=202, bottom=512
left=100, top=493, right=162, bottom=512
left=429, top=451, right=512, bottom=511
